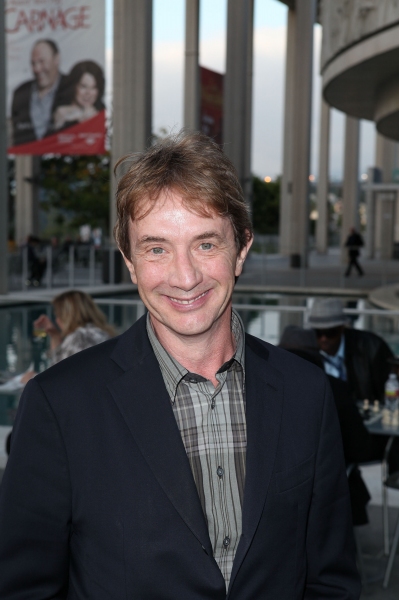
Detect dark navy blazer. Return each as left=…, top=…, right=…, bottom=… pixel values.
left=0, top=315, right=360, bottom=599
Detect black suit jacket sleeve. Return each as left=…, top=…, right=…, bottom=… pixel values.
left=0, top=379, right=71, bottom=598
left=304, top=379, right=359, bottom=599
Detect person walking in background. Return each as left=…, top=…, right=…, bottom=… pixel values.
left=345, top=227, right=364, bottom=277
left=25, top=235, right=47, bottom=287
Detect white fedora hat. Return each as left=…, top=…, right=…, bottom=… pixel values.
left=308, top=298, right=348, bottom=329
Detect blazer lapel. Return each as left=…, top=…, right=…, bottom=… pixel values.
left=107, top=317, right=213, bottom=555
left=229, top=334, right=284, bottom=592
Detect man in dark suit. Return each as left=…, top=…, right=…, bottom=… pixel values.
left=309, top=297, right=399, bottom=473
left=11, top=39, right=68, bottom=145
left=0, top=132, right=360, bottom=598
left=308, top=297, right=393, bottom=404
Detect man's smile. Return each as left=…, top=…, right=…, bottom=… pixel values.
left=167, top=290, right=209, bottom=305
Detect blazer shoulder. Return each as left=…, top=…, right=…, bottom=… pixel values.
left=35, top=335, right=122, bottom=389
left=34, top=316, right=149, bottom=391
left=245, top=333, right=327, bottom=386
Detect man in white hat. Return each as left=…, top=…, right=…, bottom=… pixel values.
left=309, top=298, right=399, bottom=474
left=308, top=298, right=393, bottom=403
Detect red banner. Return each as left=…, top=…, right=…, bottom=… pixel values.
left=6, top=0, right=106, bottom=155
left=7, top=110, right=105, bottom=155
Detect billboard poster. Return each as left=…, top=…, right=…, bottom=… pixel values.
left=5, top=0, right=105, bottom=155
left=200, top=66, right=223, bottom=146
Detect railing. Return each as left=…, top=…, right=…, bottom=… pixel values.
left=8, top=245, right=124, bottom=291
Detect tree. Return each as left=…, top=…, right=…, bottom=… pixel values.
left=39, top=154, right=110, bottom=238
left=252, top=175, right=280, bottom=234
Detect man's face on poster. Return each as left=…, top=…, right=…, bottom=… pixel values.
left=31, top=42, right=60, bottom=93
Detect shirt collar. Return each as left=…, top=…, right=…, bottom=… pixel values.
left=146, top=308, right=246, bottom=403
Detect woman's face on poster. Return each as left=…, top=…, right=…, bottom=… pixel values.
left=75, top=73, right=98, bottom=108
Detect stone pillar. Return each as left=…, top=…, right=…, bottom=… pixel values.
left=0, top=0, right=7, bottom=294
left=395, top=191, right=399, bottom=243
left=316, top=99, right=330, bottom=254
left=365, top=167, right=375, bottom=259
left=279, top=8, right=296, bottom=256
left=184, top=0, right=200, bottom=131
left=374, top=192, right=396, bottom=259
left=341, top=116, right=360, bottom=261
left=289, top=0, right=316, bottom=268
left=15, top=156, right=40, bottom=245
left=223, top=0, right=254, bottom=208
left=375, top=133, right=397, bottom=183
left=110, top=0, right=153, bottom=241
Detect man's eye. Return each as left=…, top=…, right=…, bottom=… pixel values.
left=151, top=247, right=164, bottom=255
left=200, top=243, right=213, bottom=250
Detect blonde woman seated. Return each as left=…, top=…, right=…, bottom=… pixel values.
left=22, top=290, right=114, bottom=383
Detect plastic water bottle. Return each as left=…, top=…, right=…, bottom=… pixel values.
left=384, top=373, right=399, bottom=412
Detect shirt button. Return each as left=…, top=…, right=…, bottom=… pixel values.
left=217, top=466, right=224, bottom=478
left=223, top=536, right=231, bottom=548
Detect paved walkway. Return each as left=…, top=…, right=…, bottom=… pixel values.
left=240, top=248, right=399, bottom=298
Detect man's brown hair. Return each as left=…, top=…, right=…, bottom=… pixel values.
left=113, top=130, right=253, bottom=260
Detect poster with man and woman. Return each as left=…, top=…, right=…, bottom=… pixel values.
left=5, top=0, right=106, bottom=155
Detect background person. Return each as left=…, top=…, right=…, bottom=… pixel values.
left=279, top=325, right=372, bottom=526
left=25, top=235, right=47, bottom=287
left=11, top=39, right=68, bottom=145
left=21, top=290, right=114, bottom=384
left=53, top=60, right=105, bottom=131
left=309, top=297, right=399, bottom=473
left=345, top=227, right=364, bottom=277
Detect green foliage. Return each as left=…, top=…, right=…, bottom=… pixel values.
left=252, top=175, right=280, bottom=234
left=40, top=154, right=110, bottom=237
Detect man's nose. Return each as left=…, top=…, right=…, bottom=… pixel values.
left=168, top=250, right=202, bottom=290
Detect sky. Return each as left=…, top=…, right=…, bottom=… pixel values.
left=106, top=0, right=377, bottom=181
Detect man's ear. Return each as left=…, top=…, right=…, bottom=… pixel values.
left=121, top=251, right=137, bottom=284
left=235, top=233, right=253, bottom=277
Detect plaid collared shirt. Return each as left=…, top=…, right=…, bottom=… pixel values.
left=147, top=310, right=246, bottom=589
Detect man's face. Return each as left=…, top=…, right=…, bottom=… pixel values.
left=31, top=43, right=59, bottom=92
left=123, top=190, right=252, bottom=340
left=314, top=325, right=344, bottom=356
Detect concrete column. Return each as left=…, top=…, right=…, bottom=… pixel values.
left=289, top=0, right=316, bottom=268
left=375, top=133, right=398, bottom=183
left=395, top=192, right=399, bottom=243
left=374, top=192, right=396, bottom=259
left=223, top=0, right=254, bottom=208
left=279, top=8, right=296, bottom=256
left=184, top=0, right=200, bottom=131
left=341, top=116, right=360, bottom=260
left=315, top=100, right=330, bottom=254
left=110, top=0, right=153, bottom=240
left=0, top=0, right=7, bottom=294
left=365, top=167, right=375, bottom=258
left=15, top=156, right=40, bottom=245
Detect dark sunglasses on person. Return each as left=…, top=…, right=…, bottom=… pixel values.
left=314, top=326, right=342, bottom=339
